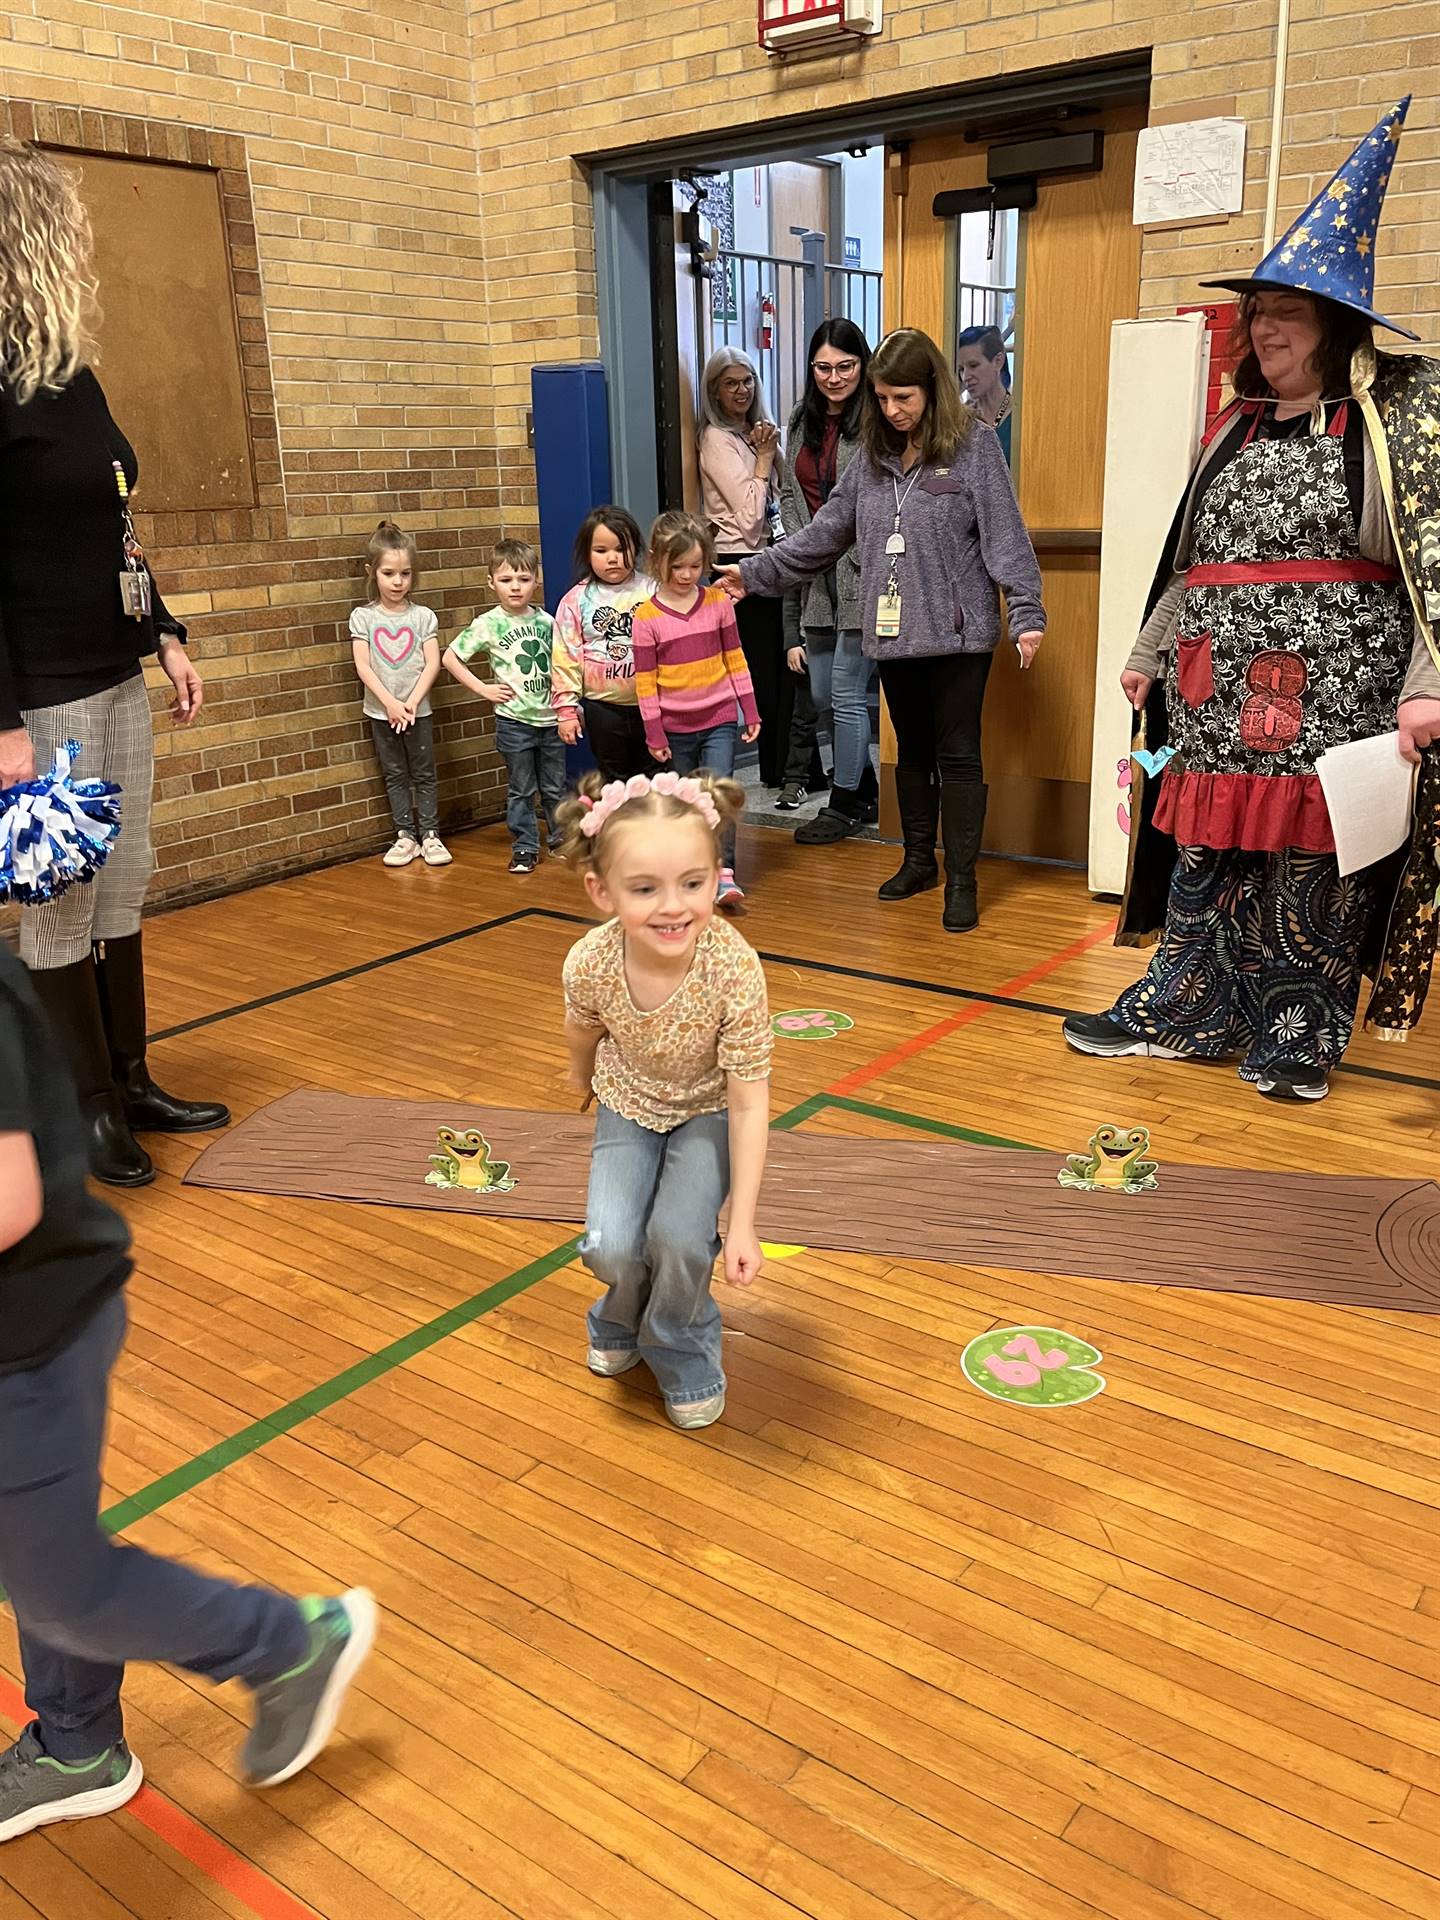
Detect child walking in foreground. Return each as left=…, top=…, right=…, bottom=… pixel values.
left=445, top=539, right=564, bottom=875
left=0, top=946, right=376, bottom=1844
left=552, top=506, right=659, bottom=783
left=560, top=770, right=771, bottom=1431
left=633, top=512, right=760, bottom=912
left=349, top=519, right=449, bottom=868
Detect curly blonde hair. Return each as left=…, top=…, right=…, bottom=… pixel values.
left=556, top=769, right=746, bottom=874
left=0, top=139, right=98, bottom=404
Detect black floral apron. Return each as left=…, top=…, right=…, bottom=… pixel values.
left=1110, top=407, right=1413, bottom=1077
left=1158, top=406, right=1411, bottom=852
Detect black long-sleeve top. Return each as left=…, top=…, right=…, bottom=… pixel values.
left=0, top=366, right=184, bottom=731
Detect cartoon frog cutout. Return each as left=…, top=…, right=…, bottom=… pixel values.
left=425, top=1126, right=516, bottom=1193
left=1057, top=1124, right=1158, bottom=1194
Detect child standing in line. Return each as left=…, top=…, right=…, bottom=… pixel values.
left=0, top=944, right=376, bottom=1844
left=551, top=507, right=658, bottom=783
left=444, top=539, right=564, bottom=876
left=633, top=512, right=760, bottom=912
left=349, top=520, right=450, bottom=868
left=560, top=770, right=771, bottom=1431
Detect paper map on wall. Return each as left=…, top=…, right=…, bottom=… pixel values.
left=1134, top=119, right=1247, bottom=226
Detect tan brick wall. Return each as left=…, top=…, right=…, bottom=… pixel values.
left=1, top=0, right=509, bottom=910
left=5, top=0, right=1434, bottom=910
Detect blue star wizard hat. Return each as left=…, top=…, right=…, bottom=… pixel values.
left=1203, top=95, right=1419, bottom=340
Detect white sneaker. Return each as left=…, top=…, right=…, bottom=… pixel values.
left=420, top=833, right=452, bottom=867
left=383, top=833, right=419, bottom=867
left=587, top=1347, right=642, bottom=1377
left=667, top=1389, right=725, bottom=1430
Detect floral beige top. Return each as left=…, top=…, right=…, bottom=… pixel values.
left=563, top=917, right=772, bottom=1133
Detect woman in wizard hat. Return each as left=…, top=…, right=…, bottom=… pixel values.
left=1064, top=96, right=1440, bottom=1102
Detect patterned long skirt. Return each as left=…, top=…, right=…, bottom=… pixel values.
left=1108, top=845, right=1374, bottom=1080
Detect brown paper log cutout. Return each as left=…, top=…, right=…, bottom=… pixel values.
left=183, top=1091, right=1440, bottom=1315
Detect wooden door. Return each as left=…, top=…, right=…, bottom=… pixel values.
left=882, top=108, right=1145, bottom=861
left=768, top=161, right=834, bottom=259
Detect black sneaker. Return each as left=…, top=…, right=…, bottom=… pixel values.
left=1256, top=1060, right=1330, bottom=1102
left=508, top=849, right=537, bottom=875
left=1062, top=1012, right=1189, bottom=1060
left=775, top=783, right=808, bottom=811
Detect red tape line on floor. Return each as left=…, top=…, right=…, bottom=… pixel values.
left=0, top=1675, right=317, bottom=1920
left=826, top=917, right=1118, bottom=1097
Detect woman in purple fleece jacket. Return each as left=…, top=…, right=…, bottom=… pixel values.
left=722, top=329, right=1044, bottom=932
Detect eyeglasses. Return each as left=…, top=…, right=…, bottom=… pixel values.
left=811, top=359, right=860, bottom=378
left=719, top=376, right=755, bottom=391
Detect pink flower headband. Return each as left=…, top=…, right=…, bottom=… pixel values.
left=578, top=771, right=721, bottom=838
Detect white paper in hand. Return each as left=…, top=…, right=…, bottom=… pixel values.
left=1314, top=732, right=1414, bottom=877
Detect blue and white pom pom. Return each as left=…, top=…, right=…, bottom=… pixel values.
left=0, top=740, right=122, bottom=907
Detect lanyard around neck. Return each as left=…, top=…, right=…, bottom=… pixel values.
left=892, top=462, right=925, bottom=529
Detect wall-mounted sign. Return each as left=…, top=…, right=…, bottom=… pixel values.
left=1133, top=118, right=1246, bottom=227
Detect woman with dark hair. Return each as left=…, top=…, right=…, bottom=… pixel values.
left=720, top=328, right=1045, bottom=931
left=0, top=139, right=227, bottom=1187
left=1064, top=97, right=1440, bottom=1100
left=775, top=317, right=880, bottom=841
left=956, top=324, right=1013, bottom=465
left=697, top=348, right=791, bottom=787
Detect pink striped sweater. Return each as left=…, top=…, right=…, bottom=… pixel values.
left=631, top=585, right=761, bottom=755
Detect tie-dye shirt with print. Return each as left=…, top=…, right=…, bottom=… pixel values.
left=551, top=574, right=657, bottom=712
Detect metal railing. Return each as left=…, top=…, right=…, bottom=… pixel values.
left=704, top=233, right=882, bottom=426
left=955, top=278, right=1016, bottom=340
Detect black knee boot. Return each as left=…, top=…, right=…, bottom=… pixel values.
left=93, top=933, right=231, bottom=1133
left=941, top=781, right=988, bottom=932
left=878, top=768, right=940, bottom=900
left=27, top=958, right=154, bottom=1186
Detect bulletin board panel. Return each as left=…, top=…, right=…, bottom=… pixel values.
left=65, top=152, right=256, bottom=514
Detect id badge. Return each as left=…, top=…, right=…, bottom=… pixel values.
left=875, top=591, right=901, bottom=639
left=119, top=568, right=152, bottom=619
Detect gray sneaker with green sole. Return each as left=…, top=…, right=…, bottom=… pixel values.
left=0, top=1725, right=143, bottom=1844
left=242, top=1588, right=378, bottom=1788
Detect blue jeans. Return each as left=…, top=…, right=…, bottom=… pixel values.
left=495, top=713, right=567, bottom=854
left=0, top=1295, right=306, bottom=1761
left=804, top=628, right=876, bottom=792
left=581, top=1106, right=730, bottom=1407
left=667, top=720, right=738, bottom=868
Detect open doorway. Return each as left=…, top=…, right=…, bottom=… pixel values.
left=587, top=58, right=1152, bottom=856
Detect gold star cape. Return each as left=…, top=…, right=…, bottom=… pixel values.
left=1356, top=347, right=1440, bottom=1040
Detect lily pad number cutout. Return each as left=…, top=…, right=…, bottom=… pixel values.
left=961, top=1326, right=1106, bottom=1408
left=771, top=1008, right=855, bottom=1040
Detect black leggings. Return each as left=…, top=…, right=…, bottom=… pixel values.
left=581, top=699, right=658, bottom=784
left=716, top=554, right=792, bottom=786
left=877, top=652, right=993, bottom=785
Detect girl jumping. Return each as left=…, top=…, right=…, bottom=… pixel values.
left=560, top=769, right=771, bottom=1431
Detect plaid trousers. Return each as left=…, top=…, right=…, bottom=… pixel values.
left=21, top=673, right=156, bottom=970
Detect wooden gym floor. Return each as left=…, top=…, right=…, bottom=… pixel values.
left=2, top=820, right=1438, bottom=1920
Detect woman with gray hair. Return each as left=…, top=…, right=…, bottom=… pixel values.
left=697, top=347, right=791, bottom=787
left=0, top=139, right=228, bottom=1185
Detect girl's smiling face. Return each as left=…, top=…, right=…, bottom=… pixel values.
left=590, top=524, right=634, bottom=586
left=584, top=813, right=718, bottom=963
left=374, top=550, right=412, bottom=608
